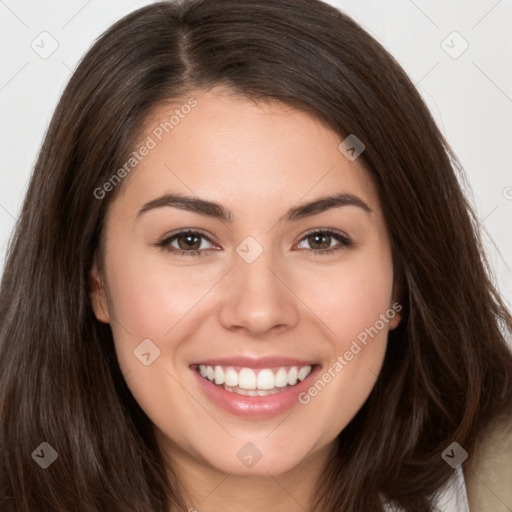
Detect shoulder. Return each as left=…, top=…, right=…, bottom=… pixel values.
left=464, top=412, right=512, bottom=512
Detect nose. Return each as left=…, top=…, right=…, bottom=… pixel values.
left=218, top=246, right=300, bottom=337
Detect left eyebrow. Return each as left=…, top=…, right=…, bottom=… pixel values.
left=283, top=192, right=373, bottom=222
left=135, top=191, right=373, bottom=222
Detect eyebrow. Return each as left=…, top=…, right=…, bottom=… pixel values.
left=136, top=191, right=373, bottom=223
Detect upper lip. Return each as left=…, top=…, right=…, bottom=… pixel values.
left=190, top=356, right=319, bottom=369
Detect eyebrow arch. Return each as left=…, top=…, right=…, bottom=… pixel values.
left=136, top=191, right=373, bottom=223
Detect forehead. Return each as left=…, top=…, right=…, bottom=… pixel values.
left=109, top=87, right=379, bottom=221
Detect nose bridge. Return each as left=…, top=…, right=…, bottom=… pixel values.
left=235, top=234, right=274, bottom=283
left=218, top=235, right=299, bottom=335
left=233, top=235, right=284, bottom=302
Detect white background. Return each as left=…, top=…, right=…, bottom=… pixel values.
left=1, top=0, right=511, bottom=310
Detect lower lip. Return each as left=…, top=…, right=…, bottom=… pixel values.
left=191, top=365, right=321, bottom=418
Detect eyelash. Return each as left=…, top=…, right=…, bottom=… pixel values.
left=154, top=228, right=353, bottom=258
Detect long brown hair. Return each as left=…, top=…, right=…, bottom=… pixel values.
left=1, top=0, right=511, bottom=510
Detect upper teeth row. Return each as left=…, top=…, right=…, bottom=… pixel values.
left=198, top=365, right=312, bottom=390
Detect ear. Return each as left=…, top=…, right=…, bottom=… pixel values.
left=89, top=259, right=110, bottom=323
left=388, top=301, right=402, bottom=330
left=388, top=278, right=403, bottom=330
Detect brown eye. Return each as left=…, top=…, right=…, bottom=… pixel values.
left=155, top=230, right=217, bottom=257
left=307, top=233, right=332, bottom=250
left=176, top=233, right=202, bottom=251
left=296, top=229, right=352, bottom=255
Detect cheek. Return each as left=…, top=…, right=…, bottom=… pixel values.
left=295, top=247, right=394, bottom=424
left=105, top=245, right=216, bottom=336
left=335, top=270, right=394, bottom=348
left=304, top=250, right=395, bottom=347
left=102, top=241, right=227, bottom=382
left=102, top=249, right=210, bottom=435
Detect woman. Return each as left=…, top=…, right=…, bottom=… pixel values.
left=1, top=0, right=511, bottom=510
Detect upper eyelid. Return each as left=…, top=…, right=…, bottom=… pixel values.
left=160, top=228, right=217, bottom=245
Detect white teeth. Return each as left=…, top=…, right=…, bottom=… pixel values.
left=298, top=366, right=312, bottom=381
left=224, top=367, right=238, bottom=387
left=256, top=369, right=275, bottom=390
left=275, top=368, right=289, bottom=387
left=197, top=364, right=313, bottom=392
left=225, top=385, right=286, bottom=396
left=238, top=368, right=257, bottom=390
left=287, top=366, right=298, bottom=385
left=214, top=365, right=225, bottom=385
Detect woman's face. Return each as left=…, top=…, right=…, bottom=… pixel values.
left=90, top=86, right=401, bottom=478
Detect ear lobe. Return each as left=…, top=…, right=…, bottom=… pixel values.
left=89, top=259, right=110, bottom=323
left=388, top=305, right=402, bottom=330
left=389, top=276, right=404, bottom=330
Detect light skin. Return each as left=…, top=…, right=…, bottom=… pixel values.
left=89, top=86, right=401, bottom=512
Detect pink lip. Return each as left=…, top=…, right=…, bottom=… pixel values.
left=189, top=355, right=317, bottom=369
left=190, top=363, right=322, bottom=419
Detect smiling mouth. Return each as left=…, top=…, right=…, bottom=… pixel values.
left=191, top=364, right=314, bottom=396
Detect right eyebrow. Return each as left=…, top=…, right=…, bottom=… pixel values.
left=137, top=193, right=232, bottom=222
